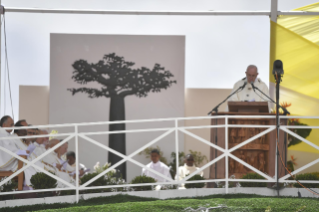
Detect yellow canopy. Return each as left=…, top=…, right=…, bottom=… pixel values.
left=269, top=2, right=319, bottom=153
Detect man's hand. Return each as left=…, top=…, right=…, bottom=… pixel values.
left=56, top=164, right=63, bottom=170
left=26, top=150, right=30, bottom=154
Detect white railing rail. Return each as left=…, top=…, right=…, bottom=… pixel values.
left=0, top=115, right=318, bottom=202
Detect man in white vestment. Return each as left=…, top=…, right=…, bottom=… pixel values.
left=42, top=139, right=75, bottom=187
left=32, top=130, right=47, bottom=158
left=227, top=65, right=270, bottom=111
left=175, top=154, right=204, bottom=188
left=0, top=116, right=38, bottom=189
left=142, top=149, right=172, bottom=182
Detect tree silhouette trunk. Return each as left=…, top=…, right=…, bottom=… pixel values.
left=108, top=95, right=126, bottom=180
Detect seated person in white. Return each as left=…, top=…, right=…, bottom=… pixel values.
left=0, top=116, right=38, bottom=190
left=65, top=151, right=87, bottom=178
left=175, top=154, right=204, bottom=188
left=42, top=139, right=76, bottom=187
left=142, top=149, right=172, bottom=182
left=32, top=130, right=47, bottom=157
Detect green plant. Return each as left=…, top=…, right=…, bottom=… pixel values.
left=160, top=184, right=178, bottom=190
left=168, top=151, right=184, bottom=178
left=294, top=173, right=319, bottom=188
left=184, top=174, right=205, bottom=189
left=0, top=177, right=18, bottom=200
left=80, top=173, right=108, bottom=193
left=295, top=205, right=306, bottom=212
left=30, top=172, right=57, bottom=190
left=265, top=206, right=272, bottom=212
left=310, top=172, right=319, bottom=178
left=0, top=177, right=18, bottom=192
left=3, top=194, right=319, bottom=212
left=287, top=155, right=297, bottom=173
left=288, top=119, right=312, bottom=147
left=130, top=175, right=156, bottom=191
left=93, top=161, right=127, bottom=192
left=240, top=173, right=267, bottom=187
left=59, top=190, right=76, bottom=196
left=138, top=146, right=168, bottom=165
left=188, top=150, right=208, bottom=167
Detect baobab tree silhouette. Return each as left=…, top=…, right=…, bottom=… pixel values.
left=68, top=53, right=177, bottom=179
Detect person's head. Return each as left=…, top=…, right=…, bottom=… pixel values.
left=185, top=154, right=195, bottom=167
left=14, top=119, right=28, bottom=135
left=48, top=139, right=60, bottom=152
left=66, top=151, right=76, bottom=165
left=27, top=125, right=37, bottom=137
left=40, top=129, right=49, bottom=144
left=0, top=116, right=14, bottom=133
left=35, top=130, right=45, bottom=145
left=150, top=149, right=160, bottom=164
left=245, top=65, right=258, bottom=83
left=58, top=142, right=68, bottom=157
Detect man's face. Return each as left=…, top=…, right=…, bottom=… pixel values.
left=245, top=67, right=258, bottom=83
left=150, top=152, right=160, bottom=164
left=27, top=128, right=37, bottom=143
left=186, top=155, right=194, bottom=167
left=67, top=155, right=75, bottom=165
left=3, top=118, right=14, bottom=133
left=59, top=143, right=68, bottom=156
left=42, top=131, right=49, bottom=144
left=35, top=131, right=44, bottom=145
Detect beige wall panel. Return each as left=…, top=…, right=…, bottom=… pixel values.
left=185, top=88, right=232, bottom=178
left=19, top=86, right=49, bottom=126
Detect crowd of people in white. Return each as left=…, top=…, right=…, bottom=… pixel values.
left=0, top=115, right=204, bottom=190
left=0, top=115, right=87, bottom=190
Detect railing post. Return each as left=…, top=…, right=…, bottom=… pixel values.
left=75, top=125, right=79, bottom=203
left=175, top=119, right=179, bottom=185
left=225, top=116, right=229, bottom=194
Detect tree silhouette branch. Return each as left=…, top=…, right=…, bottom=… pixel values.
left=72, top=60, right=114, bottom=86
left=68, top=53, right=177, bottom=99
left=68, top=87, right=111, bottom=98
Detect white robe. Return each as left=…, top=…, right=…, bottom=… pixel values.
left=68, top=163, right=87, bottom=177
left=176, top=163, right=204, bottom=179
left=227, top=78, right=271, bottom=112
left=0, top=129, right=20, bottom=172
left=42, top=150, right=75, bottom=188
left=142, top=161, right=172, bottom=182
left=0, top=129, right=38, bottom=188
left=33, top=142, right=47, bottom=159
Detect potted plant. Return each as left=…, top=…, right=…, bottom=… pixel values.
left=80, top=173, right=108, bottom=194
left=0, top=177, right=18, bottom=200
left=240, top=173, right=267, bottom=187
left=184, top=174, right=206, bottom=189
left=30, top=172, right=57, bottom=197
left=130, top=175, right=156, bottom=191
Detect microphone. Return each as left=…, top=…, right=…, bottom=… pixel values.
left=272, top=60, right=284, bottom=76
left=241, top=82, right=247, bottom=90
left=250, top=82, right=256, bottom=92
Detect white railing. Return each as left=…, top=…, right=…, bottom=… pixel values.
left=0, top=115, right=318, bottom=202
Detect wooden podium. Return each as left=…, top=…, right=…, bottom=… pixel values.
left=209, top=102, right=287, bottom=185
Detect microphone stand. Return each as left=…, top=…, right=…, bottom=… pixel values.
left=251, top=83, right=290, bottom=115
left=208, top=82, right=247, bottom=115
left=207, top=82, right=246, bottom=187
left=251, top=81, right=288, bottom=195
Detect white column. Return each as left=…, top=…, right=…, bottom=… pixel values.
left=270, top=0, right=278, bottom=23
